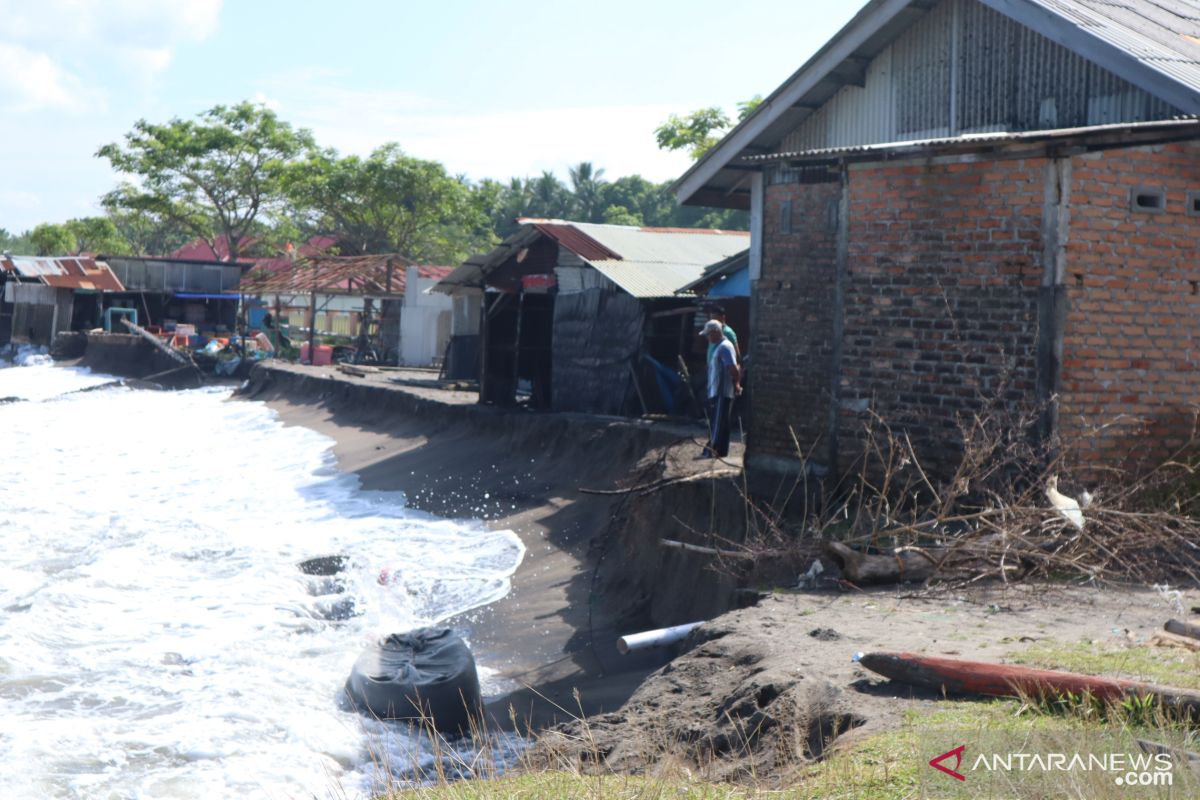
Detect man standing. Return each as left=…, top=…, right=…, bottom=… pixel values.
left=701, top=319, right=740, bottom=458
left=705, top=305, right=740, bottom=365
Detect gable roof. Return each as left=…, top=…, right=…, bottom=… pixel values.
left=673, top=0, right=1200, bottom=208
left=433, top=220, right=749, bottom=299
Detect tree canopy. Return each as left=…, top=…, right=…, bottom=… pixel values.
left=6, top=99, right=752, bottom=264
left=97, top=102, right=317, bottom=262
left=285, top=143, right=490, bottom=264
left=654, top=96, right=764, bottom=161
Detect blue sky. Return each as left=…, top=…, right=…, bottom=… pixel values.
left=0, top=1, right=860, bottom=233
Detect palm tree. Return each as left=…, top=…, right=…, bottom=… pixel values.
left=568, top=162, right=607, bottom=222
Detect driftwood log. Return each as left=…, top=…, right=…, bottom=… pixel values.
left=824, top=541, right=942, bottom=584
left=1150, top=631, right=1200, bottom=652
left=1166, top=618, right=1200, bottom=642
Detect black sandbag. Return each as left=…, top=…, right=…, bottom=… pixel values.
left=298, top=555, right=347, bottom=576
left=344, top=627, right=481, bottom=733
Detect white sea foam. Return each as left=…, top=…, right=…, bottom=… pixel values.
left=0, top=359, right=526, bottom=799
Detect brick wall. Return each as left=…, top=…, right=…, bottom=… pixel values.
left=837, top=158, right=1046, bottom=472
left=751, top=178, right=842, bottom=463
left=1061, top=141, right=1200, bottom=467
left=750, top=158, right=1047, bottom=476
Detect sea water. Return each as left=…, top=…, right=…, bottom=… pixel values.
left=0, top=350, right=526, bottom=799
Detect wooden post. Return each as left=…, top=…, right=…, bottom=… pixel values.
left=511, top=289, right=525, bottom=405
left=307, top=260, right=318, bottom=363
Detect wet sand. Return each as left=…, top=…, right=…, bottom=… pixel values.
left=247, top=365, right=697, bottom=729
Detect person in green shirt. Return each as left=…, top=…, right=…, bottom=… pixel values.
left=705, top=305, right=739, bottom=365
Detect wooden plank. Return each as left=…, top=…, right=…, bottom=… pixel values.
left=120, top=318, right=189, bottom=365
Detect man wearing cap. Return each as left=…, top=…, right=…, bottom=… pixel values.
left=701, top=319, right=741, bottom=458
left=705, top=305, right=740, bottom=366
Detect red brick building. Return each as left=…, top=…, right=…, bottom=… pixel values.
left=673, top=0, right=1200, bottom=485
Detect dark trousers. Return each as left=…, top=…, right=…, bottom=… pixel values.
left=706, top=394, right=733, bottom=457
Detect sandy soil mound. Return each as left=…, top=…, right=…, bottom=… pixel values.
left=533, top=584, right=1195, bottom=784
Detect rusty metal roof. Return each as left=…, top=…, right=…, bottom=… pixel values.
left=0, top=256, right=125, bottom=292
left=241, top=254, right=452, bottom=296
left=433, top=220, right=749, bottom=299
left=524, top=221, right=622, bottom=262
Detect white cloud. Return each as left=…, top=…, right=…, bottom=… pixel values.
left=0, top=0, right=222, bottom=110
left=263, top=80, right=694, bottom=183
left=0, top=43, right=99, bottom=113
left=0, top=0, right=221, bottom=47
left=119, top=47, right=174, bottom=77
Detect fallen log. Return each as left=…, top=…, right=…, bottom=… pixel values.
left=825, top=541, right=940, bottom=584
left=860, top=651, right=1200, bottom=718
left=1151, top=631, right=1200, bottom=653
left=1166, top=618, right=1200, bottom=642
left=337, top=364, right=379, bottom=378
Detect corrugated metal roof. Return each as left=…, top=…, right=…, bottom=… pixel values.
left=570, top=223, right=749, bottom=278
left=432, top=221, right=749, bottom=299
left=527, top=222, right=622, bottom=261
left=241, top=254, right=450, bottom=296
left=674, top=0, right=1200, bottom=209
left=746, top=116, right=1200, bottom=163
left=587, top=261, right=702, bottom=299
left=677, top=250, right=750, bottom=294
left=0, top=256, right=125, bottom=292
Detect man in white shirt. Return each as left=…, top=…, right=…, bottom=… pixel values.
left=700, top=319, right=741, bottom=458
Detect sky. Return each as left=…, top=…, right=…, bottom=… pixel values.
left=0, top=1, right=861, bottom=233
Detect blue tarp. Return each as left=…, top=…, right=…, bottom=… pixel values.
left=643, top=354, right=682, bottom=415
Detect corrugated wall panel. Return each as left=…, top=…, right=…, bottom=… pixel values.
left=958, top=0, right=1017, bottom=131
left=893, top=0, right=954, bottom=139
left=826, top=48, right=896, bottom=147
left=775, top=0, right=1185, bottom=155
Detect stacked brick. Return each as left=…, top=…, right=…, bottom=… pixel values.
left=1060, top=141, right=1200, bottom=466
left=750, top=140, right=1200, bottom=479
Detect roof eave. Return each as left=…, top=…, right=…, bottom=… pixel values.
left=671, top=0, right=925, bottom=208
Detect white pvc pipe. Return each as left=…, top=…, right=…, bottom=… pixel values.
left=616, top=621, right=704, bottom=655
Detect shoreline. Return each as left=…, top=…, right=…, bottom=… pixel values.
left=242, top=363, right=719, bottom=729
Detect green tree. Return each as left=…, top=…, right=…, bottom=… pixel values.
left=527, top=171, right=572, bottom=220
left=99, top=198, right=194, bottom=256
left=65, top=217, right=131, bottom=256
left=0, top=228, right=33, bottom=255
left=29, top=223, right=76, bottom=256
left=97, top=102, right=317, bottom=262
left=654, top=96, right=765, bottom=161
left=601, top=204, right=642, bottom=226
left=568, top=161, right=606, bottom=222
left=736, top=95, right=764, bottom=121
left=286, top=143, right=488, bottom=263
left=654, top=107, right=731, bottom=160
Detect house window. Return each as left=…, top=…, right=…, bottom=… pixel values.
left=1131, top=187, right=1166, bottom=214
left=779, top=200, right=793, bottom=235
left=1187, top=191, right=1200, bottom=217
